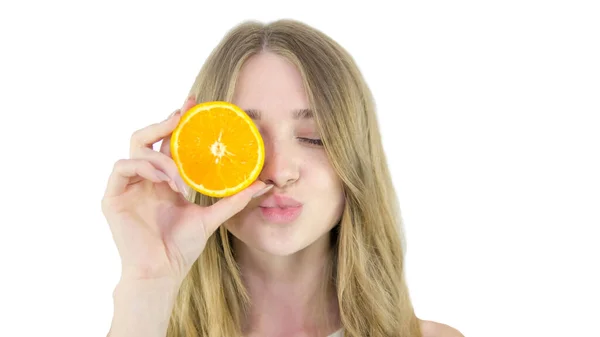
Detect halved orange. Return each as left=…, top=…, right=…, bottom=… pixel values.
left=170, top=101, right=265, bottom=197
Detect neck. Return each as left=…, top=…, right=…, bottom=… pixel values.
left=235, top=233, right=340, bottom=337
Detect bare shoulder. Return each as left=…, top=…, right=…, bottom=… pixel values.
left=419, top=319, right=464, bottom=337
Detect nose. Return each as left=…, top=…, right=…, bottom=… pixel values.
left=258, top=137, right=299, bottom=188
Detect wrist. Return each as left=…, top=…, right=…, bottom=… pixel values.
left=110, top=278, right=181, bottom=337
left=114, top=277, right=181, bottom=298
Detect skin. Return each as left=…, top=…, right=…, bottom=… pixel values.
left=226, top=52, right=464, bottom=337
left=101, top=50, right=463, bottom=337
left=226, top=51, right=345, bottom=336
left=420, top=320, right=465, bottom=337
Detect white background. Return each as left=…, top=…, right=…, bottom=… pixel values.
left=1, top=0, right=598, bottom=336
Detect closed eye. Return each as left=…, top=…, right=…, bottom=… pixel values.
left=298, top=138, right=323, bottom=146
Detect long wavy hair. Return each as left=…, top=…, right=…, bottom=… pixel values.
left=167, top=19, right=422, bottom=337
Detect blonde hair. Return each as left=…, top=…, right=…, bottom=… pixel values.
left=167, top=19, right=422, bottom=337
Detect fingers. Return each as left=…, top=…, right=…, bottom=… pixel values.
left=104, top=97, right=199, bottom=201
left=181, top=95, right=198, bottom=117
left=103, top=159, right=169, bottom=198
left=160, top=96, right=197, bottom=156
left=201, top=182, right=273, bottom=235
left=129, top=112, right=181, bottom=157
left=114, top=96, right=197, bottom=200
left=133, top=147, right=189, bottom=197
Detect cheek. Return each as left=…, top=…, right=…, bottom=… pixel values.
left=304, top=154, right=344, bottom=201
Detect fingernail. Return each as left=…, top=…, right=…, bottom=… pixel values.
left=184, top=95, right=195, bottom=105
left=168, top=181, right=180, bottom=193
left=175, top=176, right=188, bottom=198
left=252, top=184, right=273, bottom=198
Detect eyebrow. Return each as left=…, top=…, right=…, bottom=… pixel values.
left=244, top=108, right=313, bottom=120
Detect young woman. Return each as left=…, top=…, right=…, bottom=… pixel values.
left=102, top=19, right=463, bottom=337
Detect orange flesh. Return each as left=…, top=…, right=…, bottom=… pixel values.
left=171, top=102, right=264, bottom=197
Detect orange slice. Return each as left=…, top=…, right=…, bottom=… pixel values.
left=170, top=101, right=265, bottom=197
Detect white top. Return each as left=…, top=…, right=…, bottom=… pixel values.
left=327, top=328, right=343, bottom=337
left=243, top=328, right=343, bottom=337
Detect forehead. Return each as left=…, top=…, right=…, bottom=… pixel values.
left=232, top=52, right=310, bottom=114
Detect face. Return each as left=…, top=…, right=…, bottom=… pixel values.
left=225, top=51, right=345, bottom=257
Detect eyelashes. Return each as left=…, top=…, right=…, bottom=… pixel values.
left=298, top=137, right=323, bottom=146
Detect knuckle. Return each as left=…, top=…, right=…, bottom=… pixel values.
left=130, top=128, right=144, bottom=147
left=100, top=197, right=110, bottom=215
left=113, top=158, right=128, bottom=171
left=101, top=196, right=123, bottom=217
left=101, top=194, right=118, bottom=215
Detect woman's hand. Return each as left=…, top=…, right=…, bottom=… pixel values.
left=101, top=97, right=270, bottom=284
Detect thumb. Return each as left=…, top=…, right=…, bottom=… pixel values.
left=202, top=182, right=273, bottom=235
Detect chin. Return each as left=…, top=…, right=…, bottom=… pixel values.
left=228, top=222, right=315, bottom=257
left=226, top=210, right=330, bottom=257
left=243, top=237, right=309, bottom=257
